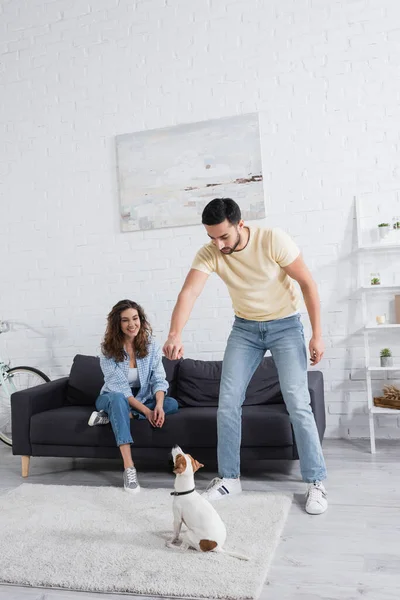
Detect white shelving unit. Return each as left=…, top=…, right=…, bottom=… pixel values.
left=355, top=198, right=400, bottom=453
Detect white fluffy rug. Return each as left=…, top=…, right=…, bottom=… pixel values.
left=0, top=484, right=291, bottom=599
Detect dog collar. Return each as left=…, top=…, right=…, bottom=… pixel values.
left=170, top=488, right=195, bottom=496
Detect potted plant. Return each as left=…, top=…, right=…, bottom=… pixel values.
left=380, top=348, right=393, bottom=368
left=378, top=222, right=391, bottom=239
left=370, top=272, right=381, bottom=285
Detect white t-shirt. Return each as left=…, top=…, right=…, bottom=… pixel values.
left=128, top=367, right=139, bottom=387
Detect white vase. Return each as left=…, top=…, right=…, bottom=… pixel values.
left=380, top=356, right=393, bottom=367
left=379, top=226, right=391, bottom=239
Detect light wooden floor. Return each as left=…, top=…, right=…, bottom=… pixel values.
left=0, top=439, right=399, bottom=600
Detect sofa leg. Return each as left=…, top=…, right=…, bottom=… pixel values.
left=21, top=456, right=30, bottom=478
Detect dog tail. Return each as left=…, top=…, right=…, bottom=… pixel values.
left=215, top=547, right=250, bottom=561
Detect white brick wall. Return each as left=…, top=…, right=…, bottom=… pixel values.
left=1, top=0, right=400, bottom=439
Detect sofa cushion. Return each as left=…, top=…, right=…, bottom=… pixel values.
left=30, top=406, right=154, bottom=447
left=176, top=356, right=283, bottom=407
left=241, top=404, right=293, bottom=446
left=66, top=354, right=180, bottom=406
left=162, top=357, right=182, bottom=399
left=158, top=404, right=293, bottom=448
left=66, top=355, right=104, bottom=406
left=29, top=404, right=293, bottom=449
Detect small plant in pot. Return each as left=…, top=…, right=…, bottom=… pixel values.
left=380, top=348, right=393, bottom=367
left=378, top=222, right=391, bottom=239
left=370, top=273, right=381, bottom=285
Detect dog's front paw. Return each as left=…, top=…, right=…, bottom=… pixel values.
left=166, top=538, right=178, bottom=548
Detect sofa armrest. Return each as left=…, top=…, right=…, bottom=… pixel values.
left=11, top=377, right=69, bottom=456
left=307, top=371, right=326, bottom=443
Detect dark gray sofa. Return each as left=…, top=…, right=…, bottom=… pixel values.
left=11, top=354, right=326, bottom=477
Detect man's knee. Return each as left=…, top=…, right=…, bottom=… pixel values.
left=218, top=387, right=245, bottom=414
left=283, top=387, right=313, bottom=419
left=219, top=376, right=240, bottom=398
left=282, top=382, right=310, bottom=408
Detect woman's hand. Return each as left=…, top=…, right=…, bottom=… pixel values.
left=143, top=407, right=164, bottom=427
left=153, top=406, right=165, bottom=428
left=143, top=407, right=156, bottom=426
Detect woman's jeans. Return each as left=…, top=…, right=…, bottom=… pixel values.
left=95, top=393, right=179, bottom=446
left=218, top=314, right=327, bottom=483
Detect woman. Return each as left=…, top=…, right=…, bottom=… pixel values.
left=88, top=299, right=179, bottom=494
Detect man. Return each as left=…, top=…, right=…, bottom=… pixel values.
left=163, top=198, right=327, bottom=515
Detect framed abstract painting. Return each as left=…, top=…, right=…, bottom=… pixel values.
left=116, top=113, right=265, bottom=232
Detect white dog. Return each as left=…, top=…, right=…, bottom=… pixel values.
left=166, top=445, right=249, bottom=560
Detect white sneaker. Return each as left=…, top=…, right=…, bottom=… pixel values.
left=202, top=477, right=242, bottom=502
left=88, top=411, right=110, bottom=426
left=305, top=481, right=328, bottom=515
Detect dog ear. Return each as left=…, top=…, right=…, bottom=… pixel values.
left=189, top=455, right=204, bottom=473
left=174, top=454, right=187, bottom=474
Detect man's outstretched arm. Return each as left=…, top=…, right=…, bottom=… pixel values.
left=163, top=269, right=209, bottom=360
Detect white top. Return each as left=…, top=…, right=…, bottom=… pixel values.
left=128, top=367, right=139, bottom=386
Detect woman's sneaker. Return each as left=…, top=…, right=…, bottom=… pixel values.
left=123, top=466, right=140, bottom=494
left=202, top=477, right=242, bottom=502
left=305, top=481, right=328, bottom=514
left=88, top=411, right=110, bottom=426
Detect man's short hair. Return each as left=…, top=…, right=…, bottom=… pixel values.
left=201, top=198, right=241, bottom=226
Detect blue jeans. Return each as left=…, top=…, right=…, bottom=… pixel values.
left=95, top=392, right=179, bottom=446
left=218, top=314, right=327, bottom=483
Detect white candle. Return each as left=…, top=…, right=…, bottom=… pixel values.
left=376, top=315, right=386, bottom=324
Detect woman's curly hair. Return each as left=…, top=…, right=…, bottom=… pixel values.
left=101, top=299, right=153, bottom=362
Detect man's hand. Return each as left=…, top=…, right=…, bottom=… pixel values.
left=153, top=406, right=165, bottom=428
left=163, top=335, right=184, bottom=360
left=309, top=336, right=325, bottom=366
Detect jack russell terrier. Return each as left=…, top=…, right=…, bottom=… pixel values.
left=166, top=445, right=249, bottom=560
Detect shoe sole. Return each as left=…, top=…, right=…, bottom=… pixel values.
left=305, top=505, right=328, bottom=515
left=88, top=413, right=98, bottom=427
left=305, top=499, right=328, bottom=515
left=124, top=486, right=141, bottom=494
left=88, top=413, right=109, bottom=427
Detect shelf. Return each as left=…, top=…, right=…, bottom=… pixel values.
left=355, top=196, right=400, bottom=453
left=367, top=366, right=400, bottom=371
left=359, top=241, right=400, bottom=251
left=361, top=285, right=400, bottom=291
left=370, top=406, right=400, bottom=414
left=365, top=324, right=400, bottom=330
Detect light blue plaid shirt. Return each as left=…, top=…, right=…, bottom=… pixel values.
left=99, top=338, right=169, bottom=404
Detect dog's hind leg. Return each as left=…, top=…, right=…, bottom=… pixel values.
left=166, top=528, right=191, bottom=552
left=165, top=540, right=190, bottom=552
left=180, top=530, right=202, bottom=552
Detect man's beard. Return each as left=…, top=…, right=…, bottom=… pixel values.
left=221, top=230, right=241, bottom=254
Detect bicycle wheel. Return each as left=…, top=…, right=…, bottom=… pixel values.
left=0, top=366, right=50, bottom=446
